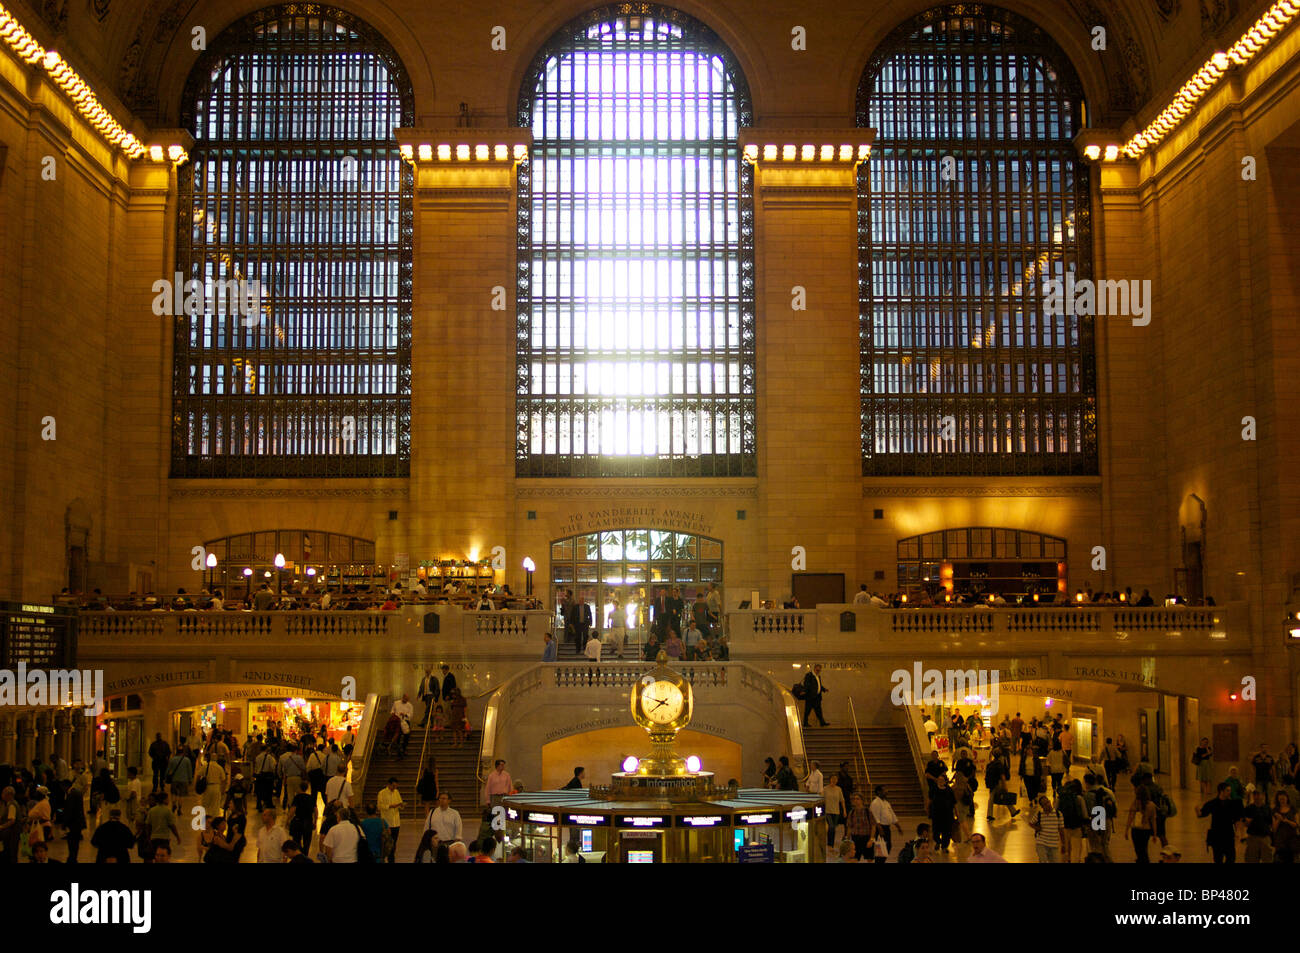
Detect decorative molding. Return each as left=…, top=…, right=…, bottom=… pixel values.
left=517, top=485, right=757, bottom=499
left=170, top=488, right=406, bottom=500
left=92, top=0, right=111, bottom=22
left=1155, top=0, right=1180, bottom=21
left=863, top=484, right=1102, bottom=498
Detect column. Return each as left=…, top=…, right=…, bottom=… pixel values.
left=744, top=132, right=875, bottom=599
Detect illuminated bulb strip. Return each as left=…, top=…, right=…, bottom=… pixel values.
left=0, top=5, right=146, bottom=159
left=739, top=142, right=872, bottom=163
left=403, top=140, right=529, bottom=163
left=1121, top=0, right=1297, bottom=159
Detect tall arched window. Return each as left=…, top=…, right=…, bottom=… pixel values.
left=858, top=5, right=1096, bottom=476
left=173, top=6, right=413, bottom=477
left=517, top=5, right=755, bottom=478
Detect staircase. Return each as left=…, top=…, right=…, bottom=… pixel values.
left=556, top=632, right=648, bottom=661
left=802, top=725, right=926, bottom=815
left=361, top=726, right=481, bottom=824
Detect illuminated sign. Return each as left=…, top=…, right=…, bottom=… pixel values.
left=677, top=815, right=727, bottom=828
left=505, top=807, right=519, bottom=821
left=523, top=811, right=557, bottom=825
left=616, top=816, right=667, bottom=829
left=20, top=604, right=53, bottom=614
left=813, top=805, right=824, bottom=817
left=785, top=808, right=808, bottom=822
left=564, top=814, right=610, bottom=827
left=737, top=813, right=775, bottom=826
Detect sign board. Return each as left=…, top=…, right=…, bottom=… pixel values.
left=738, top=844, right=774, bottom=863
left=0, top=602, right=76, bottom=669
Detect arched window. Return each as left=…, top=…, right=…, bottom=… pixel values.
left=173, top=6, right=413, bottom=477
left=858, top=5, right=1096, bottom=476
left=517, top=5, right=755, bottom=477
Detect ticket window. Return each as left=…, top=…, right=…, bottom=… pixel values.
left=618, top=832, right=662, bottom=863
left=511, top=822, right=559, bottom=863
left=562, top=824, right=610, bottom=862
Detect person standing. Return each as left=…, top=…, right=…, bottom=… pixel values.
left=869, top=785, right=904, bottom=857
left=584, top=630, right=604, bottom=663
left=325, top=765, right=353, bottom=811
left=1196, top=782, right=1244, bottom=863
left=255, top=808, right=290, bottom=863
left=801, top=664, right=829, bottom=727
left=928, top=774, right=958, bottom=852
left=571, top=595, right=593, bottom=654
left=562, top=767, right=587, bottom=790
left=1242, top=789, right=1274, bottom=863
left=425, top=792, right=463, bottom=844
left=417, top=668, right=440, bottom=726
left=845, top=792, right=875, bottom=860
left=542, top=632, right=557, bottom=662
left=1192, top=737, right=1214, bottom=797
left=0, top=787, right=20, bottom=863
left=482, top=759, right=513, bottom=807
left=62, top=786, right=88, bottom=863
left=439, top=665, right=457, bottom=703
left=147, top=733, right=171, bottom=795
left=252, top=744, right=278, bottom=812
left=1251, top=743, right=1276, bottom=801
left=197, top=752, right=227, bottom=821
left=164, top=745, right=193, bottom=815
left=1126, top=785, right=1158, bottom=863
left=823, top=774, right=845, bottom=849
left=278, top=746, right=306, bottom=811
left=805, top=760, right=824, bottom=795
left=775, top=756, right=797, bottom=791
left=321, top=810, right=363, bottom=863
left=377, top=778, right=404, bottom=863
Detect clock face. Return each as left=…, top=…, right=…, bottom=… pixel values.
left=640, top=680, right=685, bottom=725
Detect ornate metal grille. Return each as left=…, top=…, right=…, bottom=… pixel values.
left=858, top=5, right=1097, bottom=476
left=173, top=6, right=413, bottom=477
left=516, top=4, right=756, bottom=477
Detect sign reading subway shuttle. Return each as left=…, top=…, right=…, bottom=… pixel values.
left=0, top=602, right=76, bottom=669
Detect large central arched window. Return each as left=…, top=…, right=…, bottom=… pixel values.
left=517, top=5, right=755, bottom=477
left=858, top=5, right=1097, bottom=476
left=173, top=6, right=413, bottom=477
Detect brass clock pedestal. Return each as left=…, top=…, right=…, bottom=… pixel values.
left=500, top=653, right=826, bottom=862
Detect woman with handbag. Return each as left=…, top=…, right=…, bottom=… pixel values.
left=1125, top=785, right=1157, bottom=863
left=1192, top=738, right=1214, bottom=796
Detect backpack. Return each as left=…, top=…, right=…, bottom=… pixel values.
left=1095, top=786, right=1118, bottom=819
left=353, top=823, right=374, bottom=863
left=791, top=682, right=807, bottom=701
left=897, top=838, right=918, bottom=864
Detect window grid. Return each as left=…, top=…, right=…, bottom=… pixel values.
left=857, top=6, right=1097, bottom=476
left=173, top=6, right=414, bottom=477
left=516, top=5, right=756, bottom=477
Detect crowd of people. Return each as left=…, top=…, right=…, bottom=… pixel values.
left=550, top=584, right=729, bottom=662
left=903, top=710, right=1300, bottom=863
left=55, top=580, right=545, bottom=614
left=849, top=583, right=1212, bottom=608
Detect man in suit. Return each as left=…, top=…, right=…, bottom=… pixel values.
left=439, top=664, right=457, bottom=702
left=651, top=587, right=669, bottom=638
left=417, top=667, right=440, bottom=726
left=802, top=664, right=829, bottom=727
left=667, top=587, right=685, bottom=634
left=571, top=593, right=593, bottom=653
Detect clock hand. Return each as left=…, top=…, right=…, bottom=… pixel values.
left=648, top=697, right=668, bottom=711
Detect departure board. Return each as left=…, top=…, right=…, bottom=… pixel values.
left=0, top=602, right=77, bottom=668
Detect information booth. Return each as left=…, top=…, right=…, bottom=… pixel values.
left=501, top=653, right=824, bottom=862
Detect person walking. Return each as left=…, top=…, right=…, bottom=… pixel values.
left=929, top=774, right=958, bottom=852
left=1030, top=794, right=1062, bottom=863
left=377, top=778, right=404, bottom=863
left=1126, top=785, right=1158, bottom=863
left=147, top=733, right=171, bottom=795
left=869, top=785, right=904, bottom=857
left=1196, top=782, right=1243, bottom=863
left=801, top=664, right=829, bottom=728
left=425, top=792, right=463, bottom=844
left=417, top=668, right=440, bottom=726
left=823, top=774, right=845, bottom=849
left=845, top=792, right=875, bottom=860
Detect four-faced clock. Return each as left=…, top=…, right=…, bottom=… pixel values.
left=639, top=679, right=685, bottom=726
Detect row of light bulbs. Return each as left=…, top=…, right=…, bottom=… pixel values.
left=742, top=143, right=873, bottom=163
left=1120, top=0, right=1298, bottom=159
left=0, top=3, right=148, bottom=160
left=400, top=143, right=530, bottom=163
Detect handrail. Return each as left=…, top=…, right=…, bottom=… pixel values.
left=899, top=702, right=931, bottom=799
left=349, top=693, right=385, bottom=799
left=846, top=696, right=871, bottom=793
left=411, top=701, right=435, bottom=811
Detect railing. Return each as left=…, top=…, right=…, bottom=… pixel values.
left=348, top=693, right=383, bottom=798
left=550, top=662, right=729, bottom=689
left=846, top=696, right=871, bottom=792
left=727, top=604, right=1241, bottom=647
left=77, top=607, right=552, bottom=646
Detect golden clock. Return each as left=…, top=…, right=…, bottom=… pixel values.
left=630, top=653, right=693, bottom=735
